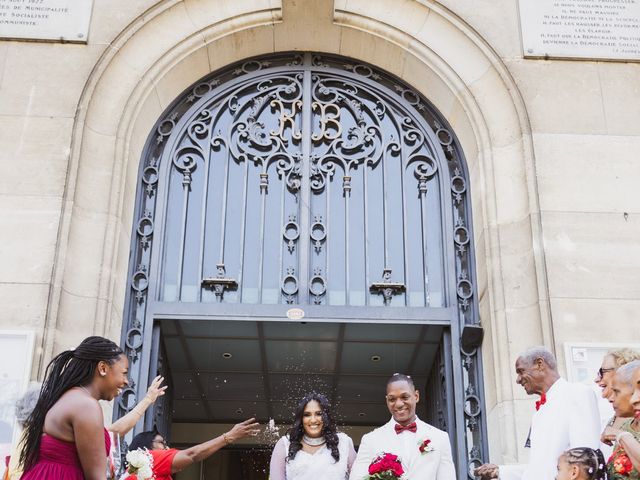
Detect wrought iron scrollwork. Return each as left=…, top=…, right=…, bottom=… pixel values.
left=283, top=215, right=300, bottom=253
left=462, top=344, right=486, bottom=479
left=281, top=267, right=299, bottom=304
left=131, top=265, right=148, bottom=304
left=136, top=211, right=154, bottom=250
left=309, top=75, right=387, bottom=196
left=309, top=267, right=326, bottom=305
left=121, top=53, right=487, bottom=474
left=310, top=216, right=326, bottom=253
left=125, top=326, right=143, bottom=363
left=142, top=161, right=159, bottom=197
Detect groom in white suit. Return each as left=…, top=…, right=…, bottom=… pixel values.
left=349, top=373, right=456, bottom=480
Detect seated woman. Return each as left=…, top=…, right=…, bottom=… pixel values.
left=124, top=418, right=260, bottom=480
left=607, top=360, right=640, bottom=479
left=556, top=447, right=607, bottom=480
left=269, top=393, right=356, bottom=480
left=19, top=336, right=129, bottom=480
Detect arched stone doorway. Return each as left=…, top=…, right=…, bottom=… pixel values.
left=119, top=51, right=487, bottom=478
left=45, top=0, right=550, bottom=476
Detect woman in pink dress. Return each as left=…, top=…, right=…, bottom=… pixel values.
left=19, top=336, right=129, bottom=480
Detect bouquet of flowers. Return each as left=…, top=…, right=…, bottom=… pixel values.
left=365, top=452, right=405, bottom=479
left=120, top=448, right=155, bottom=480
left=608, top=446, right=635, bottom=479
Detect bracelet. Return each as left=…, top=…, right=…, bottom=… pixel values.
left=223, top=433, right=232, bottom=445
left=616, top=431, right=633, bottom=443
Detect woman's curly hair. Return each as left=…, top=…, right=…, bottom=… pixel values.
left=287, top=393, right=340, bottom=463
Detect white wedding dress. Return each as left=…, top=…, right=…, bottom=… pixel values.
left=269, top=432, right=356, bottom=480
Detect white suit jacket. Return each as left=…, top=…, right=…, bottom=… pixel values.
left=499, top=378, right=601, bottom=480
left=349, top=417, right=456, bottom=480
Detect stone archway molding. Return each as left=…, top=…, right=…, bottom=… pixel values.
left=44, top=0, right=551, bottom=465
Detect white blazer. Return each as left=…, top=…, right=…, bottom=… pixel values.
left=499, top=378, right=601, bottom=480
left=349, top=418, right=456, bottom=480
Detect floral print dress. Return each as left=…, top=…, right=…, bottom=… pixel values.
left=608, top=419, right=640, bottom=479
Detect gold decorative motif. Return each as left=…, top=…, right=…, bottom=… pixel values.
left=270, top=99, right=302, bottom=141
left=312, top=102, right=341, bottom=141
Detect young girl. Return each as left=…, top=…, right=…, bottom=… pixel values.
left=556, top=447, right=607, bottom=480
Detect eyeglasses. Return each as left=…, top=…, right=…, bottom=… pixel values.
left=596, top=367, right=615, bottom=380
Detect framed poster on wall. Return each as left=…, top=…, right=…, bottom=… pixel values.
left=0, top=331, right=35, bottom=477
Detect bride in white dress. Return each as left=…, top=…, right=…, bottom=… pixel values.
left=269, top=393, right=356, bottom=480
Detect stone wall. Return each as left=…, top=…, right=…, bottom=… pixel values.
left=1, top=0, right=639, bottom=464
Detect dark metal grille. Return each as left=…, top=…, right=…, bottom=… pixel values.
left=153, top=55, right=446, bottom=308
left=119, top=52, right=488, bottom=479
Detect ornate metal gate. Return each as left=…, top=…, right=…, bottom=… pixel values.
left=119, top=52, right=488, bottom=478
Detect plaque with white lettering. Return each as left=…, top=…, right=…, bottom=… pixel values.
left=519, top=0, right=640, bottom=61
left=0, top=0, right=93, bottom=43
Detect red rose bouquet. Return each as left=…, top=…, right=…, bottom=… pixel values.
left=608, top=446, right=636, bottom=479
left=365, top=452, right=405, bottom=479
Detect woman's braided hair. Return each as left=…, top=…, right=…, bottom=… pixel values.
left=563, top=447, right=608, bottom=480
left=19, top=336, right=123, bottom=471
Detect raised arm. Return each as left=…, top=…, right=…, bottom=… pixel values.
left=109, top=376, right=167, bottom=437
left=171, top=418, right=260, bottom=473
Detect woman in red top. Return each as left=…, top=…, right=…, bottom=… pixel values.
left=125, top=418, right=260, bottom=479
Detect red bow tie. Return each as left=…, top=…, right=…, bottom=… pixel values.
left=535, top=392, right=547, bottom=411
left=395, top=422, right=417, bottom=434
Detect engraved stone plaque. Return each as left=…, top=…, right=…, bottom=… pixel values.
left=0, top=0, right=93, bottom=43
left=519, top=0, right=640, bottom=61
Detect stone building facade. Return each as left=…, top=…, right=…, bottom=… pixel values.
left=1, top=0, right=640, bottom=477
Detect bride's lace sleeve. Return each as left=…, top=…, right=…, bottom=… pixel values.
left=346, top=435, right=357, bottom=472
left=269, top=436, right=287, bottom=480
left=345, top=435, right=356, bottom=473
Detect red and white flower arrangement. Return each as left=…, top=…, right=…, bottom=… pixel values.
left=365, top=452, right=405, bottom=479
left=418, top=437, right=434, bottom=455
left=608, top=446, right=635, bottom=478
left=121, top=448, right=155, bottom=480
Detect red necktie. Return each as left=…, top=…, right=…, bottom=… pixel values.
left=535, top=392, right=547, bottom=411
left=395, top=422, right=417, bottom=434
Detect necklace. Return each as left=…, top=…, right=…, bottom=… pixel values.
left=302, top=435, right=326, bottom=446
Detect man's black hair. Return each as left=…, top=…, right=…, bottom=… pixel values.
left=386, top=373, right=416, bottom=390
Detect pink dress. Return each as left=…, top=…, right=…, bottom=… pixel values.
left=21, top=428, right=111, bottom=480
